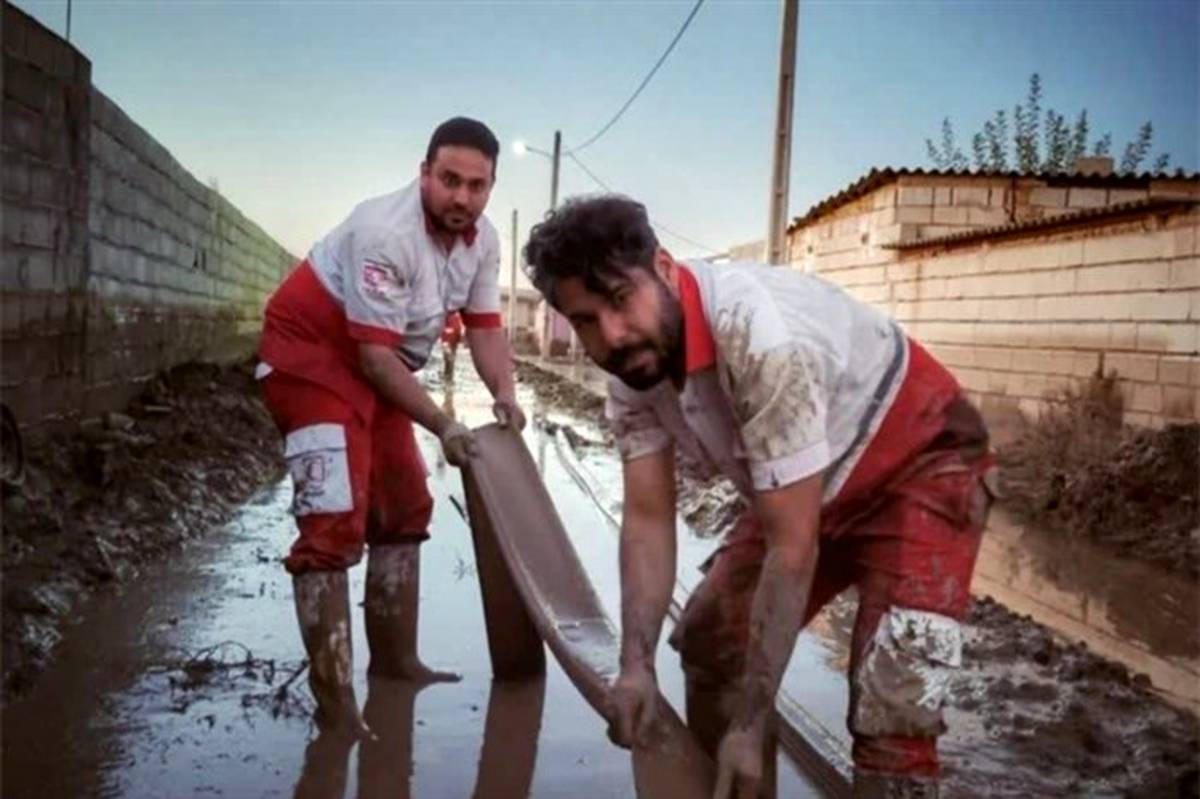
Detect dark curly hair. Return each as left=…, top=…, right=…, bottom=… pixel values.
left=523, top=195, right=659, bottom=307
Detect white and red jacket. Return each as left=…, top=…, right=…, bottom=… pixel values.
left=258, top=180, right=501, bottom=419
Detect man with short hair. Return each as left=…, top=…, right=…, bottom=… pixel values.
left=523, top=196, right=991, bottom=798
left=258, top=117, right=524, bottom=738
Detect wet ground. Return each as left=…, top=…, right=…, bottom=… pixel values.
left=1, top=360, right=820, bottom=798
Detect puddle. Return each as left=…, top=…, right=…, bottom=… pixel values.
left=972, top=507, right=1200, bottom=710
left=1, top=361, right=820, bottom=798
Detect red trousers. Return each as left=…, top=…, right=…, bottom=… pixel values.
left=261, top=371, right=434, bottom=573
left=673, top=342, right=992, bottom=779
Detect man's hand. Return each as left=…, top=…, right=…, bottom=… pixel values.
left=605, top=665, right=661, bottom=748
left=713, top=725, right=765, bottom=799
left=492, top=394, right=526, bottom=431
left=438, top=420, right=476, bottom=467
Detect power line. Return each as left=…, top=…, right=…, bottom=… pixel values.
left=565, top=152, right=718, bottom=255
left=567, top=0, right=706, bottom=155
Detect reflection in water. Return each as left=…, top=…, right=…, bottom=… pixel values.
left=472, top=676, right=546, bottom=799
left=290, top=675, right=547, bottom=799
left=973, top=509, right=1200, bottom=707
left=293, top=731, right=354, bottom=799
left=359, top=678, right=422, bottom=799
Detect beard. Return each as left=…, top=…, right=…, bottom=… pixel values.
left=603, top=279, right=683, bottom=391
left=427, top=204, right=475, bottom=233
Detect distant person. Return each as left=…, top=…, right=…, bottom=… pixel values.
left=257, top=117, right=524, bottom=738
left=440, top=311, right=464, bottom=384
left=523, top=196, right=992, bottom=798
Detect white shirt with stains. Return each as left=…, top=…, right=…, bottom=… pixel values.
left=606, top=260, right=907, bottom=502
left=306, top=179, right=501, bottom=370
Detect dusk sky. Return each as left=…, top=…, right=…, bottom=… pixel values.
left=16, top=0, right=1199, bottom=283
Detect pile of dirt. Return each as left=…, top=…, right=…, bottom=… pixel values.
left=948, top=596, right=1199, bottom=797
left=513, top=360, right=606, bottom=422
left=998, top=374, right=1199, bottom=578
left=1, top=361, right=284, bottom=703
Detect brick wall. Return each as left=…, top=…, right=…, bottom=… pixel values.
left=2, top=2, right=295, bottom=426
left=1, top=1, right=91, bottom=425
left=86, top=90, right=294, bottom=414
left=894, top=208, right=1198, bottom=429
left=787, top=176, right=1198, bottom=428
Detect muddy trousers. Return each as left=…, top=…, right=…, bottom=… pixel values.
left=260, top=371, right=434, bottom=573
left=672, top=453, right=988, bottom=785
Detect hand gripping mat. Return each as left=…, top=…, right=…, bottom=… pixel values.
left=462, top=424, right=716, bottom=798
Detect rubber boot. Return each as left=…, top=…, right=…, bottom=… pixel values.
left=293, top=570, right=372, bottom=739
left=853, top=770, right=940, bottom=799
left=363, top=542, right=460, bottom=683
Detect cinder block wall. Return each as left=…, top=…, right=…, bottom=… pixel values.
left=86, top=91, right=294, bottom=414
left=787, top=178, right=1198, bottom=428
left=2, top=2, right=295, bottom=426
left=894, top=208, right=1198, bottom=429
left=1, top=1, right=92, bottom=425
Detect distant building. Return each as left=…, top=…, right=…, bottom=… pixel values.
left=499, top=286, right=541, bottom=354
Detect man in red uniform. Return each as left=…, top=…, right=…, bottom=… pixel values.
left=257, top=118, right=523, bottom=738
left=523, top=197, right=991, bottom=798
left=440, top=311, right=464, bottom=384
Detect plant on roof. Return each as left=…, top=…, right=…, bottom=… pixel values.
left=925, top=73, right=1171, bottom=175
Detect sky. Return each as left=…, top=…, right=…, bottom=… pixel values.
left=16, top=0, right=1200, bottom=286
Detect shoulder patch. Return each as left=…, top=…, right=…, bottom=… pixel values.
left=361, top=260, right=406, bottom=301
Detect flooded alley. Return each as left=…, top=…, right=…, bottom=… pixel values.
left=1, top=365, right=823, bottom=798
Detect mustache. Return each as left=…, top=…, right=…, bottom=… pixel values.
left=606, top=344, right=653, bottom=371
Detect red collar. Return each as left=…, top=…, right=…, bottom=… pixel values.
left=676, top=264, right=715, bottom=373
left=424, top=211, right=478, bottom=247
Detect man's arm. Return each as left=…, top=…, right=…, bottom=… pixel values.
left=466, top=327, right=525, bottom=429
left=608, top=447, right=677, bottom=747
left=713, top=470, right=821, bottom=798
left=359, top=342, right=453, bottom=436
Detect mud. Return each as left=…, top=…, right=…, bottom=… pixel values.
left=2, top=360, right=284, bottom=703
left=998, top=374, right=1199, bottom=578
left=514, top=358, right=607, bottom=421
left=521, top=359, right=1200, bottom=797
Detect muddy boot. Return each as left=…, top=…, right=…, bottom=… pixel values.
left=364, top=542, right=461, bottom=683
left=293, top=570, right=373, bottom=739
left=853, top=770, right=939, bottom=799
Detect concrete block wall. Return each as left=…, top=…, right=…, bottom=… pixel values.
left=893, top=208, right=1198, bottom=428
left=86, top=90, right=293, bottom=414
left=787, top=173, right=1200, bottom=428
left=1, top=1, right=92, bottom=425
left=2, top=2, right=295, bottom=426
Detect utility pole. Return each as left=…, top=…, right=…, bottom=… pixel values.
left=508, top=208, right=518, bottom=342
left=541, top=130, right=564, bottom=359
left=766, top=0, right=798, bottom=265
left=66, top=0, right=72, bottom=42
left=550, top=130, right=562, bottom=210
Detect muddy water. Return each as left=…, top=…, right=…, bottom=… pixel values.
left=1, top=362, right=820, bottom=798
left=972, top=507, right=1200, bottom=711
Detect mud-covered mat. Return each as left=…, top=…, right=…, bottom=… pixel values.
left=463, top=424, right=716, bottom=798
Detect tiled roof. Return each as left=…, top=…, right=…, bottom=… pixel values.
left=788, top=167, right=1199, bottom=232
left=882, top=197, right=1198, bottom=251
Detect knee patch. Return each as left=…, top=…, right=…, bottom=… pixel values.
left=285, top=424, right=354, bottom=517
left=850, top=607, right=962, bottom=739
